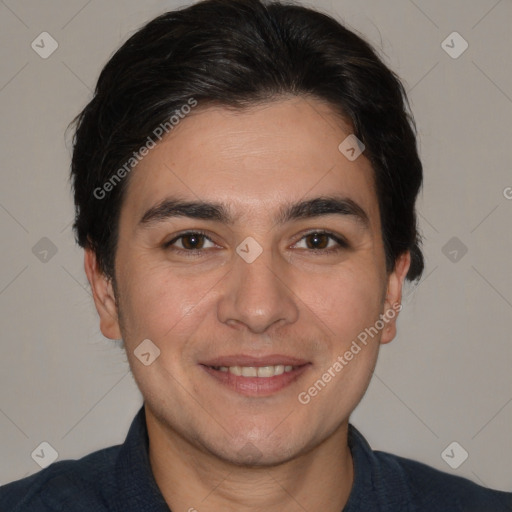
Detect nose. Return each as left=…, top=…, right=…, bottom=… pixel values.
left=216, top=242, right=299, bottom=334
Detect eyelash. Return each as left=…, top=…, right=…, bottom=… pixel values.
left=163, top=230, right=349, bottom=256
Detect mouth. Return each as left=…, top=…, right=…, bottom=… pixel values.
left=208, top=364, right=298, bottom=377
left=200, top=356, right=311, bottom=396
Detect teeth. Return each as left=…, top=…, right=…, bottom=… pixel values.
left=212, top=364, right=296, bottom=377
left=241, top=366, right=257, bottom=377
left=273, top=365, right=285, bottom=376
left=230, top=365, right=242, bottom=376
left=258, top=365, right=280, bottom=377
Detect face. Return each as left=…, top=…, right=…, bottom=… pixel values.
left=86, top=96, right=409, bottom=466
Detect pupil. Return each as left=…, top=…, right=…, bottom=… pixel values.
left=184, top=234, right=202, bottom=249
left=308, top=233, right=327, bottom=249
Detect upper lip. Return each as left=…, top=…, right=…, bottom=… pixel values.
left=201, top=354, right=310, bottom=367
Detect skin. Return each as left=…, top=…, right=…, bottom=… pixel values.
left=85, top=96, right=410, bottom=512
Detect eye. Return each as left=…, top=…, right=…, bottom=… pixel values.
left=163, top=230, right=348, bottom=256
left=164, top=231, right=217, bottom=252
left=293, top=231, right=348, bottom=253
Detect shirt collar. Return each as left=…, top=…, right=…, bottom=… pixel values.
left=111, top=405, right=171, bottom=512
left=109, top=404, right=395, bottom=512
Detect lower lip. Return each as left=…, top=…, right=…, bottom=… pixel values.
left=201, top=364, right=311, bottom=397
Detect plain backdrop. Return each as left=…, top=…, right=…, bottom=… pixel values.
left=0, top=0, right=511, bottom=491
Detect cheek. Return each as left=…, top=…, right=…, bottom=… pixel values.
left=116, top=258, right=224, bottom=350
left=304, top=264, right=385, bottom=342
left=116, top=265, right=211, bottom=392
left=296, top=271, right=384, bottom=419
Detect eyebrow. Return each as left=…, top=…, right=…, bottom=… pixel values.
left=139, top=195, right=369, bottom=228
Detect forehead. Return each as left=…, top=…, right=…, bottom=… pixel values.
left=120, top=96, right=380, bottom=229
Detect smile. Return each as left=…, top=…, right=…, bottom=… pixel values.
left=200, top=358, right=311, bottom=397
left=209, top=364, right=296, bottom=377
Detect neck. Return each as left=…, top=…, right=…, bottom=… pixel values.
left=146, top=409, right=354, bottom=512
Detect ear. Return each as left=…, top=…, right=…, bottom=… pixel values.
left=84, top=248, right=122, bottom=340
left=380, top=251, right=411, bottom=345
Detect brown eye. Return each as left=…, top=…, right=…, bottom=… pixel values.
left=293, top=231, right=349, bottom=253
left=180, top=233, right=206, bottom=250
left=164, top=231, right=216, bottom=252
left=305, top=232, right=330, bottom=250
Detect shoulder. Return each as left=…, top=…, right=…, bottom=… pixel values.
left=0, top=445, right=120, bottom=512
left=374, top=449, right=512, bottom=511
left=347, top=425, right=512, bottom=511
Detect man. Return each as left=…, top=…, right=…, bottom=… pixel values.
left=1, top=0, right=510, bottom=510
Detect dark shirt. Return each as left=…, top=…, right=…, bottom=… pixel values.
left=1, top=405, right=511, bottom=511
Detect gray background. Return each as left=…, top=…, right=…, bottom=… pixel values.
left=1, top=0, right=511, bottom=491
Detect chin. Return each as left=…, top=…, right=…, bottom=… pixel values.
left=217, top=441, right=302, bottom=468
left=208, top=425, right=309, bottom=467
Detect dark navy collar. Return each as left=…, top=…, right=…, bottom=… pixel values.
left=111, top=405, right=171, bottom=511
left=2, top=403, right=508, bottom=511
left=107, top=404, right=384, bottom=512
